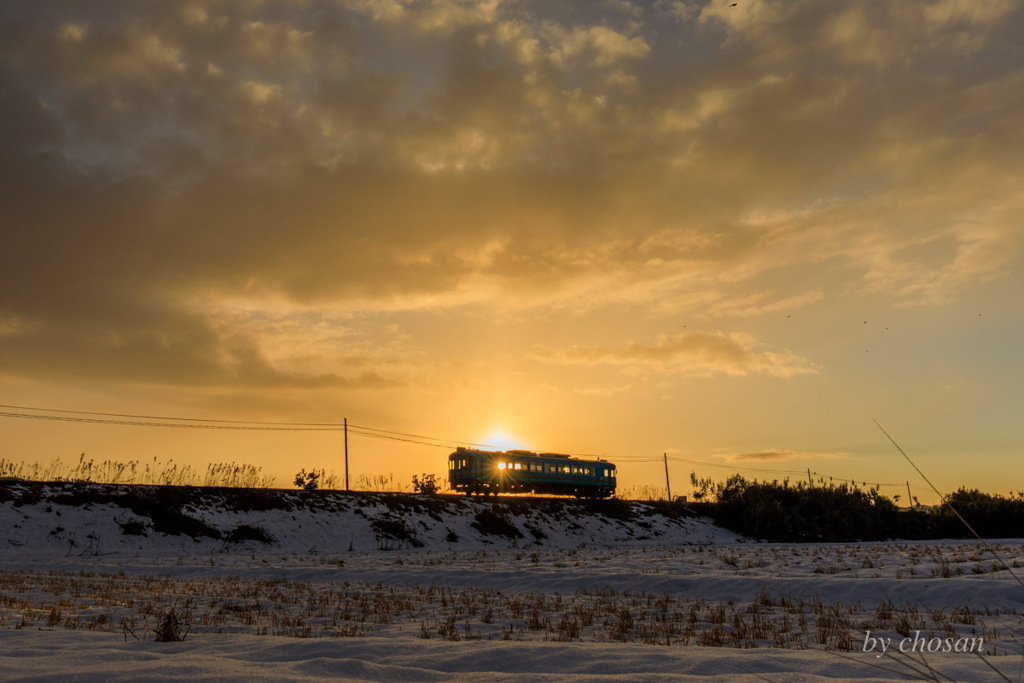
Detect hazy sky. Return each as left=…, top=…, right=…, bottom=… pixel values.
left=2, top=0, right=1022, bottom=500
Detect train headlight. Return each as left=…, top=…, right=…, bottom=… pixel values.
left=498, top=462, right=506, bottom=470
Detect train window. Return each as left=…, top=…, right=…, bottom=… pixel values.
left=585, top=467, right=593, bottom=476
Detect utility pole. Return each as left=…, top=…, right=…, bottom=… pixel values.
left=808, top=468, right=813, bottom=487
left=344, top=418, right=349, bottom=492
left=906, top=480, right=912, bottom=508
left=664, top=453, right=672, bottom=501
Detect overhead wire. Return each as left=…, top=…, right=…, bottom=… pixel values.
left=0, top=402, right=345, bottom=427
left=0, top=410, right=345, bottom=432
left=0, top=403, right=492, bottom=448
left=1, top=402, right=909, bottom=488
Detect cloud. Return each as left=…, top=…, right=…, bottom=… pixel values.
left=924, top=0, right=1015, bottom=26
left=344, top=0, right=503, bottom=34
left=718, top=449, right=849, bottom=462
left=530, top=332, right=819, bottom=378
left=551, top=25, right=650, bottom=67
left=705, top=290, right=825, bottom=318
left=1, top=0, right=1022, bottom=390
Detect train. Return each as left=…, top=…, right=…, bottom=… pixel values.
left=448, top=447, right=616, bottom=498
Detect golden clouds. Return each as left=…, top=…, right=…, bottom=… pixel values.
left=531, top=333, right=819, bottom=378
left=551, top=25, right=650, bottom=68
left=719, top=449, right=848, bottom=462
left=1, top=0, right=1022, bottom=397
left=343, top=0, right=503, bottom=34
left=924, top=0, right=1016, bottom=26
left=58, top=23, right=86, bottom=43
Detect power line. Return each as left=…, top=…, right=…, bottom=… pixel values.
left=0, top=402, right=661, bottom=455
left=0, top=402, right=348, bottom=426
left=345, top=426, right=477, bottom=450
left=0, top=403, right=628, bottom=453
left=347, top=423, right=493, bottom=448
left=0, top=410, right=345, bottom=432
left=1, top=402, right=906, bottom=489
left=0, top=403, right=492, bottom=448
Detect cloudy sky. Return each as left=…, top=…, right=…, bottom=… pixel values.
left=2, top=0, right=1022, bottom=499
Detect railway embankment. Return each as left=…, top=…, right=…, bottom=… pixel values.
left=0, top=482, right=740, bottom=561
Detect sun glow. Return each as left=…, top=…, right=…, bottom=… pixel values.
left=481, top=429, right=526, bottom=451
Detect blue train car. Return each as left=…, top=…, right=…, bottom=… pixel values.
left=448, top=447, right=616, bottom=498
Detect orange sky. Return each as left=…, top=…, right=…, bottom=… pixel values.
left=2, top=1, right=1023, bottom=502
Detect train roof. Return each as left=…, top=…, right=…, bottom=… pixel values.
left=452, top=446, right=611, bottom=463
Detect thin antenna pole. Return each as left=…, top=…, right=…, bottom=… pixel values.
left=344, top=418, right=349, bottom=492
left=906, top=480, right=912, bottom=508
left=664, top=453, right=672, bottom=501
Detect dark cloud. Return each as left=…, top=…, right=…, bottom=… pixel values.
left=1, top=0, right=1022, bottom=389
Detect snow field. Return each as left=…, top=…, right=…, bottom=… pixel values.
left=3, top=485, right=1024, bottom=680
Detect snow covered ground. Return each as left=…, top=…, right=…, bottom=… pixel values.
left=2, top=484, right=1023, bottom=681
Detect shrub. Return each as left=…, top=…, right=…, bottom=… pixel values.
left=412, top=473, right=440, bottom=495
left=153, top=609, right=189, bottom=642
left=708, top=474, right=899, bottom=542
left=224, top=524, right=274, bottom=544
left=119, top=519, right=148, bottom=536
left=471, top=509, right=523, bottom=539
left=371, top=514, right=422, bottom=549
left=294, top=469, right=321, bottom=491
left=583, top=497, right=634, bottom=521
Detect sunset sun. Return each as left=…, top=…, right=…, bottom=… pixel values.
left=481, top=429, right=527, bottom=452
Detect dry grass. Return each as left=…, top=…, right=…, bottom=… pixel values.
left=0, top=565, right=1018, bottom=651
left=0, top=455, right=275, bottom=488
